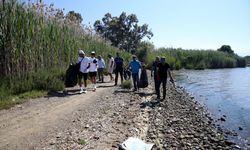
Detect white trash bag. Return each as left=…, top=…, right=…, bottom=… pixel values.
left=119, top=137, right=154, bottom=150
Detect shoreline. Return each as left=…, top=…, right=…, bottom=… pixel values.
left=144, top=84, right=238, bottom=149
left=0, top=74, right=246, bottom=149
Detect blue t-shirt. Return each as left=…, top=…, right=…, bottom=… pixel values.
left=129, top=60, right=141, bottom=74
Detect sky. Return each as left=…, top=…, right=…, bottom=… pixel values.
left=28, top=0, right=250, bottom=56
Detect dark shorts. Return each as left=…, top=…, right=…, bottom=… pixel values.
left=78, top=72, right=88, bottom=81
left=98, top=68, right=104, bottom=73
left=89, top=72, right=97, bottom=77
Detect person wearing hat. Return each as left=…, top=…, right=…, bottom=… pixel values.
left=89, top=51, right=98, bottom=91
left=97, top=55, right=105, bottom=83
left=128, top=55, right=141, bottom=91
left=108, top=54, right=114, bottom=81
left=156, top=57, right=174, bottom=100
left=78, top=50, right=90, bottom=94
left=151, top=56, right=160, bottom=92
left=114, top=52, right=124, bottom=86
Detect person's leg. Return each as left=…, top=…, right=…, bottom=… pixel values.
left=114, top=69, right=118, bottom=85
left=120, top=69, right=123, bottom=84
left=136, top=73, right=139, bottom=90
left=83, top=73, right=88, bottom=88
left=100, top=68, right=104, bottom=82
left=156, top=79, right=161, bottom=99
left=78, top=73, right=83, bottom=92
left=97, top=68, right=101, bottom=81
left=162, top=78, right=167, bottom=99
left=132, top=73, right=137, bottom=90
left=93, top=72, right=97, bottom=90
left=154, top=75, right=158, bottom=93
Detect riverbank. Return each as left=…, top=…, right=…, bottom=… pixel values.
left=0, top=75, right=240, bottom=149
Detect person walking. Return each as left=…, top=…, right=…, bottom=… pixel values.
left=97, top=55, right=105, bottom=83
left=78, top=50, right=90, bottom=94
left=89, top=51, right=98, bottom=91
left=156, top=57, right=174, bottom=100
left=108, top=54, right=114, bottom=81
left=151, top=56, right=160, bottom=93
left=128, top=55, right=141, bottom=91
left=114, top=52, right=124, bottom=86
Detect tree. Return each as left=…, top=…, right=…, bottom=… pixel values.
left=217, top=45, right=234, bottom=54
left=136, top=41, right=154, bottom=63
left=94, top=12, right=153, bottom=52
left=66, top=11, right=83, bottom=23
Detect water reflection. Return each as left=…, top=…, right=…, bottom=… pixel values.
left=175, top=67, right=250, bottom=145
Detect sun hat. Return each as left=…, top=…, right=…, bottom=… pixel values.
left=78, top=50, right=85, bottom=55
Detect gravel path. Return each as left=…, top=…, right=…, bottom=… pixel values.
left=0, top=75, right=242, bottom=149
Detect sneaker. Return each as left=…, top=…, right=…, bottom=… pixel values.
left=83, top=89, right=87, bottom=93
left=93, top=87, right=96, bottom=92
left=79, top=89, right=84, bottom=94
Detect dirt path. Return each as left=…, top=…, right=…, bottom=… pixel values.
left=0, top=81, right=117, bottom=150
left=0, top=74, right=241, bottom=149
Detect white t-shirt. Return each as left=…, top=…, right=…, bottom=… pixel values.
left=89, top=57, right=98, bottom=72
left=79, top=57, right=90, bottom=73
left=97, top=58, right=105, bottom=69
left=108, top=57, right=114, bottom=73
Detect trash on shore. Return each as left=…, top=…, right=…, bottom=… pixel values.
left=119, top=137, right=154, bottom=150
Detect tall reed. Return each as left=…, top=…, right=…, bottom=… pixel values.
left=0, top=0, right=130, bottom=96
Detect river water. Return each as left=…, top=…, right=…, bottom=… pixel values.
left=174, top=67, right=250, bottom=146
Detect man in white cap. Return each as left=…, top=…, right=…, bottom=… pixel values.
left=78, top=50, right=90, bottom=94
left=88, top=51, right=98, bottom=91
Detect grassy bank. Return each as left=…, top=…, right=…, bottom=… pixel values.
left=148, top=48, right=246, bottom=70
left=0, top=0, right=131, bottom=109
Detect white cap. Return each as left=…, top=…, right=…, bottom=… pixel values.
left=91, top=51, right=95, bottom=54
left=78, top=50, right=85, bottom=55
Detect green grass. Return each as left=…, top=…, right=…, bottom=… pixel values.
left=0, top=0, right=132, bottom=109
left=121, top=80, right=132, bottom=89
left=78, top=139, right=87, bottom=145
left=147, top=48, right=246, bottom=70
left=0, top=90, right=47, bottom=110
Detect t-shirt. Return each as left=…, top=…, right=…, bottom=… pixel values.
left=108, top=57, right=114, bottom=69
left=97, top=58, right=105, bottom=69
left=89, top=57, right=98, bottom=72
left=152, top=60, right=160, bottom=75
left=79, top=57, right=90, bottom=73
left=114, top=57, right=123, bottom=69
left=129, top=60, right=141, bottom=74
left=157, top=62, right=170, bottom=79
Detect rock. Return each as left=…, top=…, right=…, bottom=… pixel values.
left=219, top=117, right=226, bottom=122
left=93, top=136, right=99, bottom=140
left=233, top=145, right=241, bottom=149
left=84, top=124, right=90, bottom=128
left=238, top=127, right=243, bottom=130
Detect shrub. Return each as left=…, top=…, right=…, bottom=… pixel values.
left=121, top=80, right=132, bottom=89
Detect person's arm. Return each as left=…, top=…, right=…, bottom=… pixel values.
left=102, top=59, right=106, bottom=68
left=167, top=68, right=175, bottom=86
left=151, top=62, right=154, bottom=77
left=112, top=59, right=115, bottom=69
left=87, top=58, right=90, bottom=69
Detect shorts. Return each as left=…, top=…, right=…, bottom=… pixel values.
left=78, top=72, right=88, bottom=81
left=89, top=72, right=97, bottom=77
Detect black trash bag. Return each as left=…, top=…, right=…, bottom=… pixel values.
left=139, top=69, right=148, bottom=88
left=124, top=69, right=131, bottom=80
left=65, top=63, right=79, bottom=87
